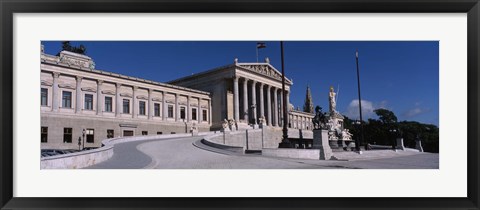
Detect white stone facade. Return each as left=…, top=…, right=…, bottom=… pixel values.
left=41, top=51, right=212, bottom=150
left=41, top=51, right=314, bottom=150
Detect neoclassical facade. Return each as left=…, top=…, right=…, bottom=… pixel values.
left=41, top=50, right=212, bottom=150
left=41, top=50, right=313, bottom=150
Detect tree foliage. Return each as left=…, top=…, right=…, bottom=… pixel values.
left=342, top=108, right=438, bottom=153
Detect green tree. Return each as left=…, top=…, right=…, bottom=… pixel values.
left=374, top=108, right=398, bottom=124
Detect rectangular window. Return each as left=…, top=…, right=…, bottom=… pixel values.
left=142, top=131, right=148, bottom=135
left=123, top=99, right=130, bottom=114
left=168, top=105, right=174, bottom=118
left=154, top=103, right=160, bottom=117
left=62, top=91, right=72, bottom=108
left=84, top=94, right=93, bottom=110
left=157, top=132, right=162, bottom=135
left=41, top=127, right=48, bottom=143
left=105, top=96, right=112, bottom=112
left=180, top=107, right=186, bottom=119
left=63, top=128, right=72, bottom=143
left=86, top=129, right=94, bottom=143
left=202, top=110, right=208, bottom=122
left=41, top=88, right=48, bottom=106
left=107, top=129, right=114, bottom=138
left=192, top=108, right=197, bottom=120
left=139, top=101, right=146, bottom=115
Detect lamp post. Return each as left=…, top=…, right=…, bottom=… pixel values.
left=389, top=128, right=397, bottom=150
left=355, top=49, right=365, bottom=152
left=82, top=129, right=86, bottom=150
left=77, top=137, right=81, bottom=151
left=279, top=41, right=290, bottom=148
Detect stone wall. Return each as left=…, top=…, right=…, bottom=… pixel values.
left=204, top=127, right=313, bottom=150
left=41, top=132, right=216, bottom=169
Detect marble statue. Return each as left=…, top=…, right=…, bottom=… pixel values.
left=259, top=116, right=266, bottom=125
left=329, top=86, right=336, bottom=114
left=222, top=119, right=230, bottom=131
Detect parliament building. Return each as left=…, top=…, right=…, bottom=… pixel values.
left=41, top=48, right=314, bottom=150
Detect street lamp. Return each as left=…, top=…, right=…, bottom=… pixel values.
left=389, top=128, right=397, bottom=150
left=82, top=129, right=86, bottom=150
left=279, top=41, right=290, bottom=148
left=355, top=49, right=366, bottom=152
left=77, top=137, right=81, bottom=151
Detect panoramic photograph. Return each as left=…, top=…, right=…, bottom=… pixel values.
left=40, top=41, right=439, bottom=169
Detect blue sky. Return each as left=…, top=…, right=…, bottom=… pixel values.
left=42, top=41, right=439, bottom=126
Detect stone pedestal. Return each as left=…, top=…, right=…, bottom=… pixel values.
left=396, top=138, right=405, bottom=150
left=416, top=140, right=424, bottom=152
left=313, top=129, right=332, bottom=160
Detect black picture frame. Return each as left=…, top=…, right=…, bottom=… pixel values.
left=1, top=0, right=479, bottom=209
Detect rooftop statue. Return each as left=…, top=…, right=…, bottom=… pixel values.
left=60, top=41, right=87, bottom=55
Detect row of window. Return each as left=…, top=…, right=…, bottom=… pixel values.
left=41, top=127, right=94, bottom=143
left=41, top=127, right=171, bottom=143
left=41, top=88, right=208, bottom=121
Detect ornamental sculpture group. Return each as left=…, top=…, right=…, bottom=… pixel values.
left=313, top=86, right=354, bottom=150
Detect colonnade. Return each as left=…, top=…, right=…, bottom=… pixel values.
left=288, top=113, right=313, bottom=130
left=232, top=76, right=289, bottom=127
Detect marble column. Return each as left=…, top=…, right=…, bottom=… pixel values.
left=233, top=76, right=240, bottom=122
left=286, top=91, right=290, bottom=115
left=52, top=72, right=60, bottom=112
left=251, top=81, right=257, bottom=125
left=279, top=90, right=283, bottom=127
left=198, top=98, right=202, bottom=122
left=115, top=83, right=121, bottom=117
left=132, top=86, right=137, bottom=118
left=267, top=85, right=272, bottom=126
left=148, top=89, right=153, bottom=120
left=75, top=76, right=82, bottom=113
left=162, top=91, right=167, bottom=120
left=96, top=80, right=103, bottom=115
left=259, top=83, right=264, bottom=119
left=187, top=95, right=191, bottom=122
left=175, top=93, right=179, bottom=122
left=273, top=87, right=278, bottom=126
left=208, top=99, right=212, bottom=125
left=243, top=78, right=249, bottom=123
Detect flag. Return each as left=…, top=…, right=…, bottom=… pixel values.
left=257, top=42, right=266, bottom=49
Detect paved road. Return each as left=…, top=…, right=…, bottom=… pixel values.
left=86, top=136, right=439, bottom=169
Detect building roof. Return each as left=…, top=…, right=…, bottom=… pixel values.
left=167, top=59, right=293, bottom=85
left=41, top=51, right=211, bottom=95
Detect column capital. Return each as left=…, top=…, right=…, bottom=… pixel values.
left=133, top=86, right=138, bottom=91
left=233, top=76, right=239, bottom=81
left=259, top=82, right=264, bottom=87
left=97, top=79, right=104, bottom=85
left=149, top=89, right=153, bottom=94
left=252, top=80, right=257, bottom=85
left=76, top=75, right=83, bottom=81
left=116, top=83, right=122, bottom=88
left=244, top=78, right=250, bottom=82
left=267, top=85, right=272, bottom=90
left=53, top=72, right=60, bottom=78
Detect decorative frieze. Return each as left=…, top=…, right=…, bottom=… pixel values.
left=102, top=90, right=116, bottom=95
left=58, top=83, right=76, bottom=90
left=81, top=87, right=97, bottom=93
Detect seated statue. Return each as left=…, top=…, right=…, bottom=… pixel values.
left=340, top=129, right=353, bottom=140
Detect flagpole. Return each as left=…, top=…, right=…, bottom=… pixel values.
left=256, top=46, right=259, bottom=63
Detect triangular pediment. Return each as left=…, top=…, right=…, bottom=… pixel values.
left=236, top=63, right=292, bottom=84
